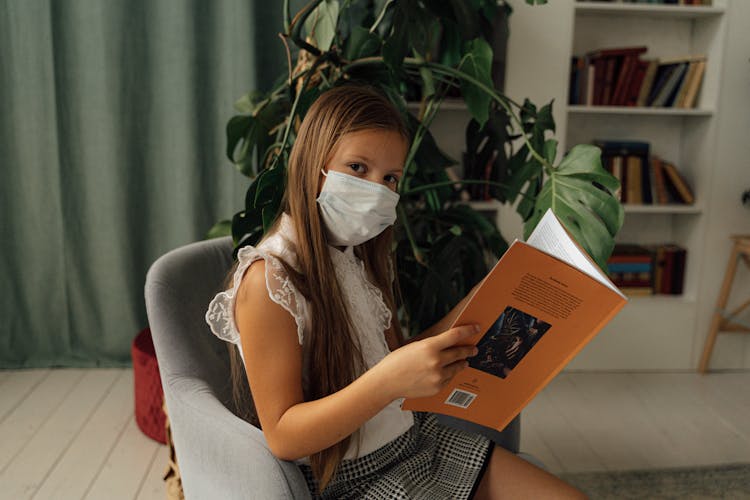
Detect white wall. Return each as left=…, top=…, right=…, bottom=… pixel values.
left=693, top=0, right=750, bottom=370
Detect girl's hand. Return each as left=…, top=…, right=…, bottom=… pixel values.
left=374, top=324, right=480, bottom=401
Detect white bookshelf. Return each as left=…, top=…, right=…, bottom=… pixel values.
left=503, top=0, right=747, bottom=370
left=429, top=0, right=750, bottom=370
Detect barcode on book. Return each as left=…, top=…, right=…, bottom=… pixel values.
left=445, top=389, right=477, bottom=409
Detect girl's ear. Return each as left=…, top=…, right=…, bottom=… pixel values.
left=317, top=169, right=327, bottom=196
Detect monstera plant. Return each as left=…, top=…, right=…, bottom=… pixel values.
left=209, top=0, right=624, bottom=336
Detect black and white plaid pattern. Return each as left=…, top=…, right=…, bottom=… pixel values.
left=300, top=412, right=493, bottom=499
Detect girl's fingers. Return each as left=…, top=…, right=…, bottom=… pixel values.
left=442, top=358, right=470, bottom=384
left=439, top=345, right=478, bottom=366
left=430, top=324, right=480, bottom=350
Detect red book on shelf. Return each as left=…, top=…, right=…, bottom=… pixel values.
left=601, top=58, right=618, bottom=106
left=611, top=55, right=638, bottom=106
left=625, top=60, right=649, bottom=107
left=660, top=246, right=675, bottom=294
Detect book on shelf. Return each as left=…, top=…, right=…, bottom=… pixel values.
left=607, top=244, right=654, bottom=295
left=652, top=244, right=687, bottom=294
left=401, top=209, right=627, bottom=431
left=607, top=243, right=687, bottom=296
left=569, top=47, right=707, bottom=109
left=660, top=161, right=695, bottom=204
left=680, top=59, right=706, bottom=108
left=635, top=60, right=660, bottom=107
left=648, top=56, right=706, bottom=107
left=594, top=140, right=694, bottom=206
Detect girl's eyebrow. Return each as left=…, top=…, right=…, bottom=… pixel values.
left=346, top=154, right=372, bottom=164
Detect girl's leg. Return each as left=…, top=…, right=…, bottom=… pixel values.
left=473, top=445, right=588, bottom=500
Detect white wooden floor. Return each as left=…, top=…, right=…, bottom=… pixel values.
left=1, top=369, right=749, bottom=500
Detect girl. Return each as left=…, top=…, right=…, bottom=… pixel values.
left=206, top=84, right=585, bottom=499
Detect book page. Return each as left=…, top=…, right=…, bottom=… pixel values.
left=526, top=209, right=623, bottom=296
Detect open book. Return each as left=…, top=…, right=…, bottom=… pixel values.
left=401, top=208, right=627, bottom=431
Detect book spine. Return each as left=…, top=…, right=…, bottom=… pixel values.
left=681, top=59, right=706, bottom=109
left=661, top=247, right=675, bottom=294
left=641, top=155, right=653, bottom=204
left=602, top=57, right=618, bottom=106
left=662, top=163, right=695, bottom=204
left=626, top=155, right=643, bottom=204
left=653, top=246, right=665, bottom=292
left=673, top=61, right=697, bottom=108
left=651, top=157, right=669, bottom=204
left=592, top=57, right=605, bottom=105
left=625, top=60, right=648, bottom=107
left=636, top=60, right=659, bottom=107
left=611, top=55, right=636, bottom=106
left=671, top=248, right=687, bottom=294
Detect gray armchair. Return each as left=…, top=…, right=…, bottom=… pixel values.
left=144, top=236, right=520, bottom=500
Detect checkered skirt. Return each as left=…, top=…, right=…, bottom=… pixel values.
left=299, top=412, right=493, bottom=499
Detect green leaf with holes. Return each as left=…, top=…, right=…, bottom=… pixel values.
left=523, top=144, right=624, bottom=270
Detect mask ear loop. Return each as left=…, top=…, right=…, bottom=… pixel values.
left=320, top=168, right=328, bottom=177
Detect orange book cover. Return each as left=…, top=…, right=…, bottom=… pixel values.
left=401, top=209, right=628, bottom=431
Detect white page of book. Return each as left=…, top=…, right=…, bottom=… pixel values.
left=525, top=209, right=624, bottom=297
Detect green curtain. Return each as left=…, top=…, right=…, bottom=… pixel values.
left=0, top=0, right=284, bottom=368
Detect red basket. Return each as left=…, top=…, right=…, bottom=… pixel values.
left=132, top=327, right=167, bottom=444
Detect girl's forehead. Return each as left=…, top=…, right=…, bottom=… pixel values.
left=335, top=129, right=407, bottom=155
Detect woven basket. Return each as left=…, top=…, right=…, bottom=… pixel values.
left=132, top=327, right=167, bottom=444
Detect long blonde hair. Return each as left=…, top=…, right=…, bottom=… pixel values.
left=226, top=84, right=408, bottom=491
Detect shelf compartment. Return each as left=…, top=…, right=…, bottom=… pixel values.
left=575, top=2, right=725, bottom=19
left=623, top=204, right=702, bottom=214
left=567, top=105, right=714, bottom=117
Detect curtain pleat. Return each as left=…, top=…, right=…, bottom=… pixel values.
left=0, top=0, right=283, bottom=367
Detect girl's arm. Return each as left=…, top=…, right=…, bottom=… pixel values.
left=236, top=260, right=478, bottom=461
left=406, top=280, right=484, bottom=344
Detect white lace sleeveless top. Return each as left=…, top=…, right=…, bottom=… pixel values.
left=205, top=213, right=414, bottom=462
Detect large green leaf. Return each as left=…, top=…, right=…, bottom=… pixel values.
left=458, top=38, right=493, bottom=127
left=345, top=26, right=382, bottom=60
left=523, top=144, right=624, bottom=270
left=382, top=3, right=410, bottom=72
left=226, top=115, right=255, bottom=168
left=304, top=0, right=340, bottom=52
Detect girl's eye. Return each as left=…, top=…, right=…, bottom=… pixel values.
left=385, top=174, right=400, bottom=185
left=349, top=163, right=365, bottom=174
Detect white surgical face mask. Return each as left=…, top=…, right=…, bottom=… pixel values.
left=316, top=170, right=400, bottom=247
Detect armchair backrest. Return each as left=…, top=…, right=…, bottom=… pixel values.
left=144, top=236, right=311, bottom=499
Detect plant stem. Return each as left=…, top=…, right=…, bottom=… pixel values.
left=402, top=179, right=535, bottom=201
left=283, top=0, right=291, bottom=33
left=422, top=61, right=551, bottom=172
left=370, top=0, right=395, bottom=34
left=267, top=54, right=329, bottom=177
left=288, top=0, right=323, bottom=56
left=398, top=95, right=439, bottom=190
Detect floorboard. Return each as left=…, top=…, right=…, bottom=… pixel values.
left=32, top=370, right=133, bottom=500
left=0, top=368, right=747, bottom=499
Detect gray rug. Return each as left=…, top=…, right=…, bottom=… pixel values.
left=560, top=463, right=750, bottom=499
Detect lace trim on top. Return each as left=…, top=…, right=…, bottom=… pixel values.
left=329, top=248, right=393, bottom=355
left=205, top=244, right=306, bottom=346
